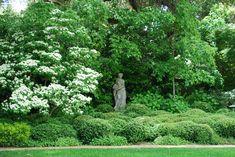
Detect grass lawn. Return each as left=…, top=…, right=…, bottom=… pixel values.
left=1, top=148, right=235, bottom=157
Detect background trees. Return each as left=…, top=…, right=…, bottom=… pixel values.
left=0, top=0, right=234, bottom=115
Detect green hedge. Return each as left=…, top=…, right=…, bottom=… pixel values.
left=211, top=117, right=235, bottom=138
left=153, top=135, right=191, bottom=145
left=54, top=137, right=81, bottom=146
left=193, top=115, right=235, bottom=138
left=0, top=122, right=31, bottom=146
left=90, top=135, right=128, bottom=146
left=157, top=121, right=215, bottom=144
left=92, top=112, right=132, bottom=121
left=25, top=137, right=81, bottom=147
left=108, top=118, right=127, bottom=135
left=133, top=116, right=159, bottom=141
left=73, top=115, right=94, bottom=130
left=120, top=121, right=147, bottom=143
left=32, top=123, right=76, bottom=142
left=125, top=104, right=151, bottom=117
left=75, top=118, right=112, bottom=144
left=96, top=104, right=114, bottom=113
left=191, top=101, right=214, bottom=112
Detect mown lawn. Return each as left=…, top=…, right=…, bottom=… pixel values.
left=1, top=148, right=235, bottom=157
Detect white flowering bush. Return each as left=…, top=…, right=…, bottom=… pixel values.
left=224, top=89, right=235, bottom=101
left=0, top=3, right=101, bottom=115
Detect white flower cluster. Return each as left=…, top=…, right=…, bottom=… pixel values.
left=50, top=9, right=62, bottom=15
left=0, top=40, right=13, bottom=50
left=225, top=89, right=235, bottom=99
left=69, top=66, right=101, bottom=93
left=19, top=59, right=39, bottom=68
left=0, top=8, right=101, bottom=115
left=0, top=64, right=11, bottom=75
left=44, top=26, right=75, bottom=37
left=37, top=66, right=57, bottom=76
left=12, top=32, right=25, bottom=42
left=185, top=58, right=192, bottom=65
left=3, top=84, right=49, bottom=114
left=41, top=51, right=62, bottom=62
left=62, top=93, right=91, bottom=115
left=27, top=41, right=49, bottom=47
left=37, top=83, right=92, bottom=115
left=68, top=47, right=99, bottom=60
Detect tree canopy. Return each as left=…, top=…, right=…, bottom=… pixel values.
left=0, top=0, right=234, bottom=115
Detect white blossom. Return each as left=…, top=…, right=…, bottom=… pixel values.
left=37, top=66, right=57, bottom=76
left=41, top=52, right=62, bottom=61
left=19, top=59, right=39, bottom=68
left=174, top=54, right=181, bottom=60
left=1, top=8, right=101, bottom=115
left=50, top=9, right=62, bottom=15
left=185, top=58, right=192, bottom=65
left=3, top=84, right=49, bottom=114
left=0, top=64, right=11, bottom=75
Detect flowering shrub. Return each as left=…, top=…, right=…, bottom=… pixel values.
left=0, top=3, right=101, bottom=115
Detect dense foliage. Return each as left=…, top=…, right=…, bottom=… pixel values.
left=0, top=122, right=31, bottom=146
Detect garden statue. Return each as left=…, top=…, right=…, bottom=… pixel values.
left=113, top=73, right=127, bottom=111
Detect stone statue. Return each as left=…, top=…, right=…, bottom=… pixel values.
left=113, top=73, right=126, bottom=111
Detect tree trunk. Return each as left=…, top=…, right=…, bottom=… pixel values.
left=172, top=76, right=176, bottom=98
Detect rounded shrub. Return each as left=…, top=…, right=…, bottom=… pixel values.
left=133, top=116, right=157, bottom=125
left=153, top=135, right=190, bottom=145
left=184, top=109, right=207, bottom=116
left=120, top=121, right=147, bottom=143
left=90, top=112, right=131, bottom=122
left=101, top=112, right=131, bottom=121
left=224, top=112, right=235, bottom=119
left=90, top=135, right=128, bottom=146
left=32, top=123, right=76, bottom=142
left=145, top=110, right=170, bottom=117
left=190, top=117, right=214, bottom=126
left=157, top=121, right=215, bottom=144
left=90, top=112, right=105, bottom=118
left=125, top=104, right=151, bottom=116
left=216, top=108, right=230, bottom=114
left=125, top=112, right=140, bottom=118
left=54, top=137, right=81, bottom=146
left=0, top=122, right=31, bottom=146
left=133, top=116, right=160, bottom=141
left=191, top=101, right=214, bottom=112
left=210, top=117, right=235, bottom=138
left=73, top=115, right=94, bottom=130
left=96, top=104, right=114, bottom=113
left=152, top=114, right=177, bottom=123
left=75, top=118, right=112, bottom=144
left=24, top=140, right=56, bottom=147
left=189, top=116, right=235, bottom=141
left=99, top=112, right=122, bottom=119
left=108, top=118, right=127, bottom=135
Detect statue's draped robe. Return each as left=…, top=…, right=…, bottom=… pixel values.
left=113, top=78, right=126, bottom=111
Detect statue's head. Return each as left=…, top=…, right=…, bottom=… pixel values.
left=118, top=73, right=123, bottom=78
